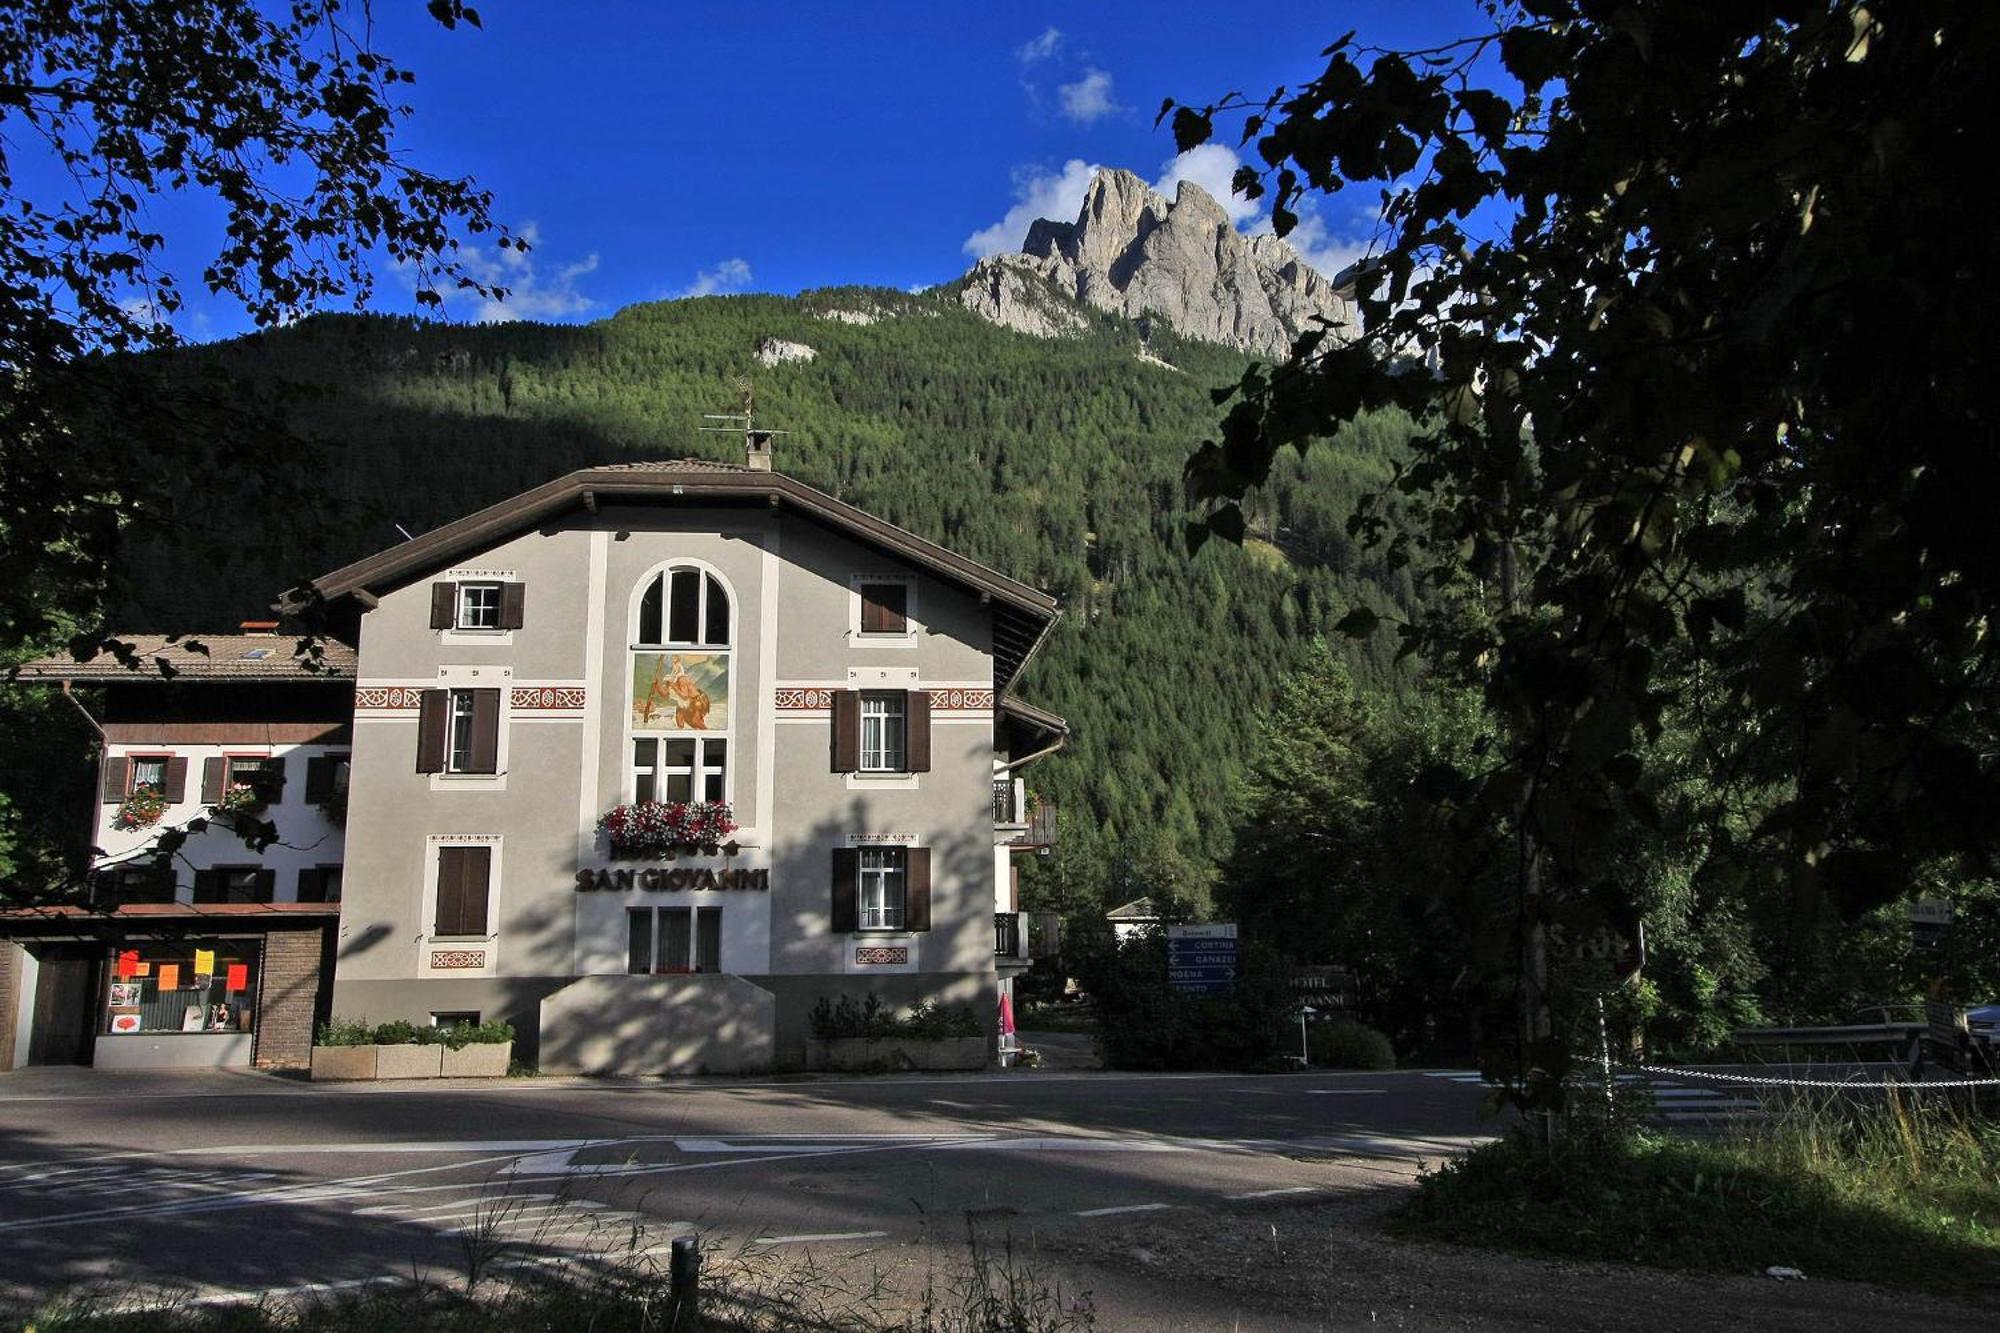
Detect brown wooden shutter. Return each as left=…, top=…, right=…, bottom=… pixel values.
left=499, top=581, right=526, bottom=630
left=460, top=845, right=492, bottom=935
left=200, top=757, right=226, bottom=803
left=297, top=868, right=323, bottom=903
left=831, top=847, right=858, bottom=933
left=259, top=757, right=286, bottom=798
left=416, top=690, right=449, bottom=773
left=831, top=690, right=860, bottom=772
left=905, top=689, right=931, bottom=773
left=905, top=847, right=932, bottom=932
left=1010, top=862, right=1020, bottom=912
left=101, top=757, right=129, bottom=802
left=467, top=688, right=501, bottom=773
left=304, top=756, right=333, bottom=802
left=163, top=757, right=188, bottom=803
left=433, top=847, right=462, bottom=934
left=430, top=582, right=457, bottom=630
left=254, top=869, right=277, bottom=903
left=192, top=869, right=222, bottom=903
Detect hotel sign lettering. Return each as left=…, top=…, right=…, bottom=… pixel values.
left=575, top=866, right=770, bottom=894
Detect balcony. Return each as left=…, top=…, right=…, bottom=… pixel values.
left=992, top=779, right=1058, bottom=850
left=994, top=910, right=1060, bottom=963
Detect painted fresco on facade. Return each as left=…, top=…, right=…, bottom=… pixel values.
left=632, top=651, right=728, bottom=730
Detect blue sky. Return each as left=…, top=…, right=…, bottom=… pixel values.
left=113, top=2, right=1481, bottom=340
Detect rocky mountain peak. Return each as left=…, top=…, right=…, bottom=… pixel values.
left=955, top=168, right=1355, bottom=359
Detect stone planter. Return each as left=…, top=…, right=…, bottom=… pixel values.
left=441, top=1042, right=512, bottom=1078
left=310, top=1045, right=378, bottom=1081
left=374, top=1043, right=445, bottom=1080
left=804, top=1036, right=988, bottom=1073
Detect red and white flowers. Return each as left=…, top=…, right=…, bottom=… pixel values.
left=598, top=800, right=737, bottom=855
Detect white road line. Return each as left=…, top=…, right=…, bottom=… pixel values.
left=1227, top=1186, right=1318, bottom=1200
left=355, top=1193, right=561, bottom=1218
left=752, top=1230, right=888, bottom=1245
left=1305, top=1089, right=1387, bottom=1095
left=1074, top=1203, right=1174, bottom=1218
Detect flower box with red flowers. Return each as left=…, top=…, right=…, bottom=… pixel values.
left=597, top=800, right=738, bottom=858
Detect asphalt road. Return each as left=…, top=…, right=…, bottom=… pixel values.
left=0, top=1062, right=1496, bottom=1319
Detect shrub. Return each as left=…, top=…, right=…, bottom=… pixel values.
left=1065, top=921, right=1296, bottom=1071
left=1307, top=1018, right=1396, bottom=1070
left=315, top=1018, right=372, bottom=1047
left=810, top=994, right=979, bottom=1040
left=370, top=1018, right=419, bottom=1046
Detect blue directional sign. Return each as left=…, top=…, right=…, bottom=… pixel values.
left=1167, top=923, right=1238, bottom=995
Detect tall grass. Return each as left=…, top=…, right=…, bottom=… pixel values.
left=1397, top=1088, right=2000, bottom=1296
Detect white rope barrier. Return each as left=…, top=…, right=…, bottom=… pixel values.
left=1633, top=1063, right=2000, bottom=1090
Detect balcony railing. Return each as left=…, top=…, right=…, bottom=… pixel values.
left=993, top=778, right=1058, bottom=849
left=994, top=910, right=1060, bottom=961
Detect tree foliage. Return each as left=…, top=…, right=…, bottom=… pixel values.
left=1, top=0, right=508, bottom=650
left=1171, top=2, right=1999, bottom=1093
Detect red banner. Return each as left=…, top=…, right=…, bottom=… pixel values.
left=116, top=949, right=139, bottom=980
left=224, top=963, right=249, bottom=992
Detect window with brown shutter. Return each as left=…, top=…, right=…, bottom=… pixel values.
left=434, top=844, right=492, bottom=936
left=466, top=688, right=501, bottom=773
left=305, top=753, right=351, bottom=803
left=430, top=582, right=457, bottom=630
left=200, top=756, right=226, bottom=803
left=905, top=689, right=931, bottom=773
left=163, top=757, right=189, bottom=804
left=830, top=690, right=860, bottom=772
left=416, top=690, right=448, bottom=773
left=830, top=847, right=859, bottom=933
left=100, top=757, right=130, bottom=803
left=860, top=582, right=908, bottom=634
left=498, top=581, right=526, bottom=630
left=906, top=847, right=932, bottom=932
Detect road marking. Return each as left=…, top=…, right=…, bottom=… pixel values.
left=752, top=1230, right=888, bottom=1245
left=1305, top=1089, right=1387, bottom=1095
left=355, top=1193, right=562, bottom=1218
left=1227, top=1186, right=1318, bottom=1200
left=1074, top=1203, right=1173, bottom=1217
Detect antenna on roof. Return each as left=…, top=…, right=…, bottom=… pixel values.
left=699, top=375, right=787, bottom=471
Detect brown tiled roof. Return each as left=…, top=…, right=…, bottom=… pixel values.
left=0, top=902, right=341, bottom=923
left=299, top=460, right=1062, bottom=692
left=10, top=635, right=356, bottom=683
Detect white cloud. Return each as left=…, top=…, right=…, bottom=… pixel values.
left=434, top=221, right=600, bottom=324
left=676, top=257, right=753, bottom=299
left=1153, top=145, right=1259, bottom=225
left=1277, top=209, right=1373, bottom=282
left=1017, top=27, right=1062, bottom=63
left=962, top=158, right=1103, bottom=259
left=1058, top=68, right=1118, bottom=123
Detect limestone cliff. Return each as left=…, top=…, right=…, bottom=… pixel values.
left=953, top=168, right=1355, bottom=358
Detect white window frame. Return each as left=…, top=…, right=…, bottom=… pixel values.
left=859, top=693, right=906, bottom=773
left=421, top=834, right=503, bottom=973
left=630, top=735, right=729, bottom=804
left=847, top=574, right=918, bottom=645
left=445, top=689, right=480, bottom=774
left=857, top=846, right=907, bottom=931
left=456, top=581, right=503, bottom=631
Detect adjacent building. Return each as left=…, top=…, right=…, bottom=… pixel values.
left=0, top=440, right=1065, bottom=1074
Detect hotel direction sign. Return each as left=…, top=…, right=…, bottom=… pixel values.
left=575, top=866, right=770, bottom=893
left=1167, top=922, right=1238, bottom=996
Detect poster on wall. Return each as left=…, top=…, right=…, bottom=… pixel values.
left=193, top=948, right=215, bottom=978
left=156, top=964, right=180, bottom=991
left=631, top=652, right=729, bottom=731
left=109, top=1013, right=143, bottom=1034
left=107, top=982, right=143, bottom=1008
left=225, top=963, right=249, bottom=992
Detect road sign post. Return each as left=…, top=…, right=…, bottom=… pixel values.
left=1166, top=923, right=1238, bottom=996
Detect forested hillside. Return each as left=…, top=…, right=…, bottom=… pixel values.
left=125, top=286, right=1418, bottom=878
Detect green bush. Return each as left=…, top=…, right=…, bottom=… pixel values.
left=1064, top=922, right=1296, bottom=1071
left=369, top=1018, right=419, bottom=1046
left=314, top=1018, right=372, bottom=1047
left=809, top=994, right=980, bottom=1040
left=1307, top=1018, right=1395, bottom=1069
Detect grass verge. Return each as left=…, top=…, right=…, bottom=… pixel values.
left=1394, top=1090, right=2000, bottom=1298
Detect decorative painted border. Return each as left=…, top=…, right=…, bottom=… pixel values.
left=774, top=686, right=993, bottom=713
left=355, top=686, right=424, bottom=710
left=853, top=946, right=909, bottom=966
left=511, top=686, right=586, bottom=710
left=429, top=949, right=487, bottom=970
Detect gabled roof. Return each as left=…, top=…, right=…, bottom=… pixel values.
left=297, top=459, right=1062, bottom=691
left=1106, top=897, right=1159, bottom=922
left=11, top=634, right=356, bottom=683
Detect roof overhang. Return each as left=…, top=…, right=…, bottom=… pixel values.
left=294, top=465, right=1063, bottom=691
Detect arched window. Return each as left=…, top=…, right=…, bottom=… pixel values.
left=636, top=568, right=730, bottom=649
left=628, top=566, right=733, bottom=804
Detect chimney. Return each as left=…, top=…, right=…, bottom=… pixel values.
left=745, top=429, right=775, bottom=472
